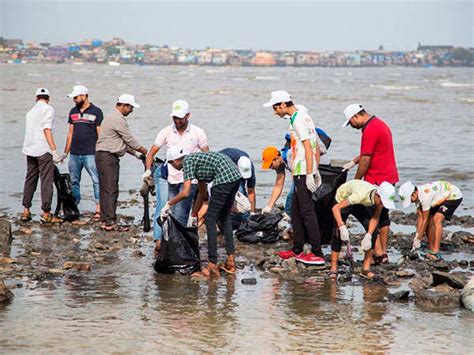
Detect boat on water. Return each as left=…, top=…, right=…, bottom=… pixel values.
left=108, top=61, right=121, bottom=67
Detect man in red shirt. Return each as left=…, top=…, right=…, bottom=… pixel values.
left=342, top=104, right=399, bottom=263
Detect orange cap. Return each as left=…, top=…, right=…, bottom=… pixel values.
left=261, top=146, right=280, bottom=169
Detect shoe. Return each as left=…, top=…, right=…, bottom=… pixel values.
left=20, top=211, right=32, bottom=222
left=277, top=249, right=297, bottom=259
left=296, top=252, right=325, bottom=265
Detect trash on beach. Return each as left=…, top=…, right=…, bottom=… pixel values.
left=236, top=212, right=282, bottom=244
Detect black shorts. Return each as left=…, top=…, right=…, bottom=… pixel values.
left=429, top=198, right=462, bottom=221
left=369, top=206, right=390, bottom=228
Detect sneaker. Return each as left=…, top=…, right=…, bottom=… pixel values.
left=296, top=252, right=325, bottom=265
left=277, top=249, right=297, bottom=259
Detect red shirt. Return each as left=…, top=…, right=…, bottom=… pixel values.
left=360, top=116, right=399, bottom=185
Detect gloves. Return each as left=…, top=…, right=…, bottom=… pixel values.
left=306, top=174, right=317, bottom=193
left=142, top=169, right=152, bottom=181
left=342, top=160, right=356, bottom=172
left=188, top=216, right=198, bottom=227
left=262, top=206, right=272, bottom=214
left=361, top=233, right=373, bottom=251
left=339, top=225, right=350, bottom=242
left=134, top=151, right=145, bottom=160
left=160, top=202, right=171, bottom=220
left=314, top=171, right=322, bottom=188
left=52, top=150, right=63, bottom=163
left=412, top=233, right=421, bottom=251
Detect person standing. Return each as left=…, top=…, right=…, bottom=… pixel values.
left=21, top=88, right=63, bottom=223
left=63, top=85, right=103, bottom=220
left=341, top=104, right=399, bottom=264
left=95, top=94, right=147, bottom=231
left=143, top=100, right=209, bottom=252
left=161, top=150, right=241, bottom=277
left=263, top=90, right=324, bottom=265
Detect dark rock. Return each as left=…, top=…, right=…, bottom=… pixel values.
left=388, top=290, right=410, bottom=301
left=409, top=274, right=433, bottom=291
left=0, top=279, right=14, bottom=303
left=459, top=260, right=469, bottom=269
left=0, top=218, right=12, bottom=256
left=426, top=259, right=450, bottom=271
left=241, top=278, right=257, bottom=285
left=415, top=284, right=460, bottom=309
left=396, top=269, right=415, bottom=278
left=432, top=271, right=468, bottom=289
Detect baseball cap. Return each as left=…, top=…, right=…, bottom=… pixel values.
left=263, top=90, right=292, bottom=108
left=68, top=85, right=89, bottom=98
left=117, top=94, right=140, bottom=108
left=342, top=103, right=364, bottom=127
left=261, top=146, right=280, bottom=169
left=377, top=182, right=396, bottom=210
left=237, top=156, right=252, bottom=179
left=35, top=88, right=50, bottom=96
left=166, top=146, right=187, bottom=161
left=295, top=104, right=308, bottom=114
left=399, top=181, right=415, bottom=209
left=170, top=100, right=190, bottom=118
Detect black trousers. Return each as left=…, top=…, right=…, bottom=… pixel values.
left=292, top=175, right=323, bottom=257
left=22, top=153, right=54, bottom=212
left=96, top=151, right=120, bottom=225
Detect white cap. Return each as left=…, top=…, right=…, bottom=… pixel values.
left=166, top=146, right=187, bottom=161
left=237, top=156, right=252, bottom=179
left=399, top=181, right=415, bottom=209
left=263, top=90, right=292, bottom=107
left=376, top=182, right=396, bottom=210
left=117, top=94, right=140, bottom=108
left=170, top=100, right=190, bottom=118
left=295, top=104, right=308, bottom=114
left=342, top=103, right=364, bottom=127
left=35, top=88, right=50, bottom=96
left=68, top=85, right=89, bottom=98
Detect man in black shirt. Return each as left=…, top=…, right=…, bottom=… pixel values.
left=64, top=85, right=103, bottom=219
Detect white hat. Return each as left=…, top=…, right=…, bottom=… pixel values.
left=117, top=94, right=140, bottom=108
left=166, top=146, right=187, bottom=161
left=263, top=90, right=292, bottom=107
left=68, top=85, right=89, bottom=98
left=376, top=182, right=396, bottom=210
left=237, top=156, right=252, bottom=179
left=35, top=87, right=50, bottom=96
left=342, top=103, right=364, bottom=127
left=399, top=181, right=415, bottom=209
left=295, top=104, right=308, bottom=114
left=170, top=100, right=190, bottom=118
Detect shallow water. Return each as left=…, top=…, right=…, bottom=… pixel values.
left=0, top=64, right=474, bottom=353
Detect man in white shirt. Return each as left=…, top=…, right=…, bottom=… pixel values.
left=21, top=88, right=63, bottom=223
left=144, top=100, right=209, bottom=252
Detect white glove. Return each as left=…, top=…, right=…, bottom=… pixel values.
left=361, top=233, right=373, bottom=251
left=306, top=174, right=318, bottom=193
left=188, top=216, right=198, bottom=227
left=52, top=150, right=63, bottom=163
left=142, top=169, right=152, bottom=181
left=262, top=205, right=272, bottom=214
left=160, top=202, right=171, bottom=220
left=314, top=171, right=322, bottom=188
left=412, top=233, right=421, bottom=251
left=342, top=160, right=356, bottom=172
left=339, top=225, right=350, bottom=242
left=134, top=151, right=145, bottom=160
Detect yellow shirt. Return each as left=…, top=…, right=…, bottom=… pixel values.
left=335, top=180, right=377, bottom=206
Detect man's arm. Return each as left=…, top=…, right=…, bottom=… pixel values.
left=303, top=139, right=313, bottom=175
left=192, top=181, right=208, bottom=217
left=266, top=170, right=286, bottom=209
left=415, top=208, right=431, bottom=240
left=201, top=146, right=209, bottom=153
left=332, top=199, right=350, bottom=227
left=43, top=128, right=57, bottom=152
left=169, top=179, right=192, bottom=206
left=367, top=198, right=383, bottom=235
left=247, top=187, right=256, bottom=212
left=64, top=124, right=74, bottom=154
left=96, top=126, right=101, bottom=136
left=145, top=145, right=160, bottom=171
left=354, top=155, right=371, bottom=180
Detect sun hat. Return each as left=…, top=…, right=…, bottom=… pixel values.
left=237, top=156, right=252, bottom=179
left=377, top=182, right=397, bottom=210
left=342, top=103, right=364, bottom=127
left=170, top=100, right=190, bottom=118
left=399, top=181, right=416, bottom=209
left=261, top=146, right=280, bottom=169
left=117, top=94, right=140, bottom=108
left=166, top=146, right=187, bottom=161
left=263, top=90, right=292, bottom=108
left=68, top=85, right=89, bottom=98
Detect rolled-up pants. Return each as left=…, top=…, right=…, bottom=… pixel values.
left=96, top=151, right=120, bottom=225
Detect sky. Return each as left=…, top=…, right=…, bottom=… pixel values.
left=0, top=0, right=472, bottom=51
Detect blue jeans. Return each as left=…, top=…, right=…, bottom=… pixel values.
left=153, top=163, right=169, bottom=241
left=285, top=182, right=295, bottom=215
left=69, top=154, right=100, bottom=205
left=168, top=183, right=198, bottom=226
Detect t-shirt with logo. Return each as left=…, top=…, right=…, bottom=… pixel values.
left=416, top=181, right=463, bottom=211
left=335, top=180, right=377, bottom=207
left=68, top=103, right=104, bottom=155
left=289, top=110, right=318, bottom=176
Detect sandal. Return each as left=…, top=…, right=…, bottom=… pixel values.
left=359, top=269, right=375, bottom=280
left=20, top=211, right=32, bottom=222
left=381, top=253, right=389, bottom=264
left=104, top=224, right=129, bottom=232
left=373, top=254, right=384, bottom=266
left=40, top=213, right=63, bottom=224
left=328, top=270, right=338, bottom=281
left=196, top=262, right=220, bottom=278
left=425, top=250, right=442, bottom=261
left=218, top=254, right=236, bottom=274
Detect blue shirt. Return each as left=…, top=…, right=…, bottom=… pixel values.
left=68, top=103, right=103, bottom=155
left=220, top=148, right=256, bottom=189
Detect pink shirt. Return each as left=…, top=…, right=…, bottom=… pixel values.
left=153, top=123, right=208, bottom=184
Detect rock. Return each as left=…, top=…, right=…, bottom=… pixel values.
left=0, top=257, right=16, bottom=264
left=415, top=284, right=460, bottom=309
left=269, top=266, right=283, bottom=274
left=130, top=249, right=145, bottom=258
left=241, top=278, right=257, bottom=285
left=0, top=279, right=14, bottom=303
left=426, top=259, right=450, bottom=271
left=282, top=257, right=296, bottom=270
left=396, top=269, right=415, bottom=278
left=431, top=271, right=468, bottom=289
left=461, top=277, right=474, bottom=311
left=459, top=260, right=469, bottom=269
left=461, top=235, right=474, bottom=244
left=409, top=274, right=433, bottom=291
left=388, top=290, right=410, bottom=301
left=63, top=261, right=92, bottom=272
left=0, top=218, right=12, bottom=255
left=383, top=275, right=402, bottom=287
left=47, top=268, right=65, bottom=275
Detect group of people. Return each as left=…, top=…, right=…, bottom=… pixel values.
left=21, top=86, right=463, bottom=279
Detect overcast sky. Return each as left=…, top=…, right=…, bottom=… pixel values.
left=1, top=0, right=472, bottom=51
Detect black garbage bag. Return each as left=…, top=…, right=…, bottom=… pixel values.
left=236, top=212, right=283, bottom=244
left=154, top=214, right=200, bottom=275
left=54, top=167, right=79, bottom=222
left=312, top=165, right=347, bottom=245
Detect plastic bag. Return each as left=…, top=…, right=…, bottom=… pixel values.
left=236, top=212, right=283, bottom=244
left=54, top=167, right=79, bottom=222
left=154, top=214, right=201, bottom=274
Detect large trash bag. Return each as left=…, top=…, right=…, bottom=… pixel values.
left=312, top=165, right=347, bottom=245
left=53, top=167, right=79, bottom=222
left=154, top=214, right=200, bottom=275
left=236, top=212, right=283, bottom=244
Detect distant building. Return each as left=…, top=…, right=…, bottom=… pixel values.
left=252, top=52, right=276, bottom=66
